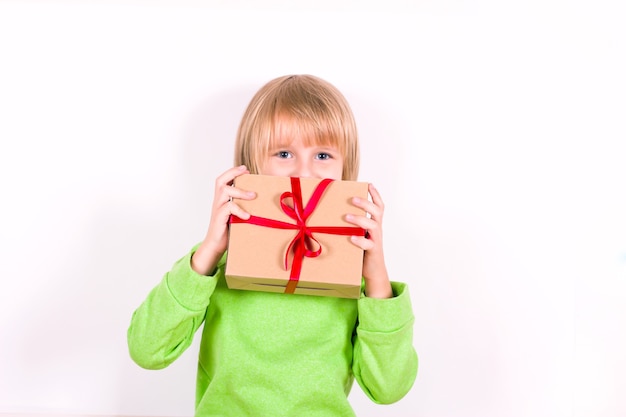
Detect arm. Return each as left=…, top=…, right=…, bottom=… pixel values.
left=191, top=165, right=256, bottom=275
left=352, top=282, right=418, bottom=403
left=346, top=183, right=392, bottom=298
left=127, top=249, right=221, bottom=369
left=127, top=165, right=255, bottom=369
left=347, top=183, right=418, bottom=401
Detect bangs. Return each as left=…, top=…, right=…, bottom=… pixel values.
left=267, top=112, right=347, bottom=154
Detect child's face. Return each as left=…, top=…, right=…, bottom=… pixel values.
left=260, top=136, right=344, bottom=180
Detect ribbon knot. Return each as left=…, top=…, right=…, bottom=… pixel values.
left=279, top=177, right=331, bottom=272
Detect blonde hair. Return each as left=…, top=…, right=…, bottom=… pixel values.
left=234, top=74, right=360, bottom=181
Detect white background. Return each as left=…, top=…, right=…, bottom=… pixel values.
left=1, top=0, right=625, bottom=416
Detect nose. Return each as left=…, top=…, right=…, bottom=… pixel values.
left=295, top=159, right=313, bottom=178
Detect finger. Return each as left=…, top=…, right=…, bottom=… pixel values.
left=227, top=186, right=256, bottom=201
left=368, top=183, right=385, bottom=210
left=215, top=166, right=254, bottom=205
left=350, top=196, right=383, bottom=224
left=367, top=184, right=385, bottom=222
left=228, top=200, right=251, bottom=220
left=216, top=165, right=249, bottom=187
left=214, top=200, right=251, bottom=225
left=350, top=235, right=375, bottom=250
left=345, top=214, right=379, bottom=237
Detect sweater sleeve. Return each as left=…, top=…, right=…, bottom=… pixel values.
left=352, top=281, right=418, bottom=404
left=127, top=247, right=220, bottom=370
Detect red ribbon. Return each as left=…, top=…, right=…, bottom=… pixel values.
left=229, top=177, right=365, bottom=294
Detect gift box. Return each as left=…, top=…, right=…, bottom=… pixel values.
left=225, top=174, right=368, bottom=299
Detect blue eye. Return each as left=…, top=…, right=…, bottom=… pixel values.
left=277, top=151, right=291, bottom=158
left=316, top=152, right=331, bottom=160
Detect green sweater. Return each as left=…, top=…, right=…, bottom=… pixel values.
left=127, top=247, right=418, bottom=416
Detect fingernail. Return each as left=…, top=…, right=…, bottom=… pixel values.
left=353, top=197, right=361, bottom=203
left=346, top=214, right=354, bottom=221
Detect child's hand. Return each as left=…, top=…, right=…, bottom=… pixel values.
left=191, top=166, right=256, bottom=275
left=346, top=183, right=393, bottom=299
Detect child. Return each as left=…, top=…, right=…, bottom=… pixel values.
left=127, top=74, right=418, bottom=416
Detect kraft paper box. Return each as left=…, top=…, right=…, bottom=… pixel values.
left=225, top=174, right=368, bottom=299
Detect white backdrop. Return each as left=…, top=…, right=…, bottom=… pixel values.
left=1, top=1, right=625, bottom=416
